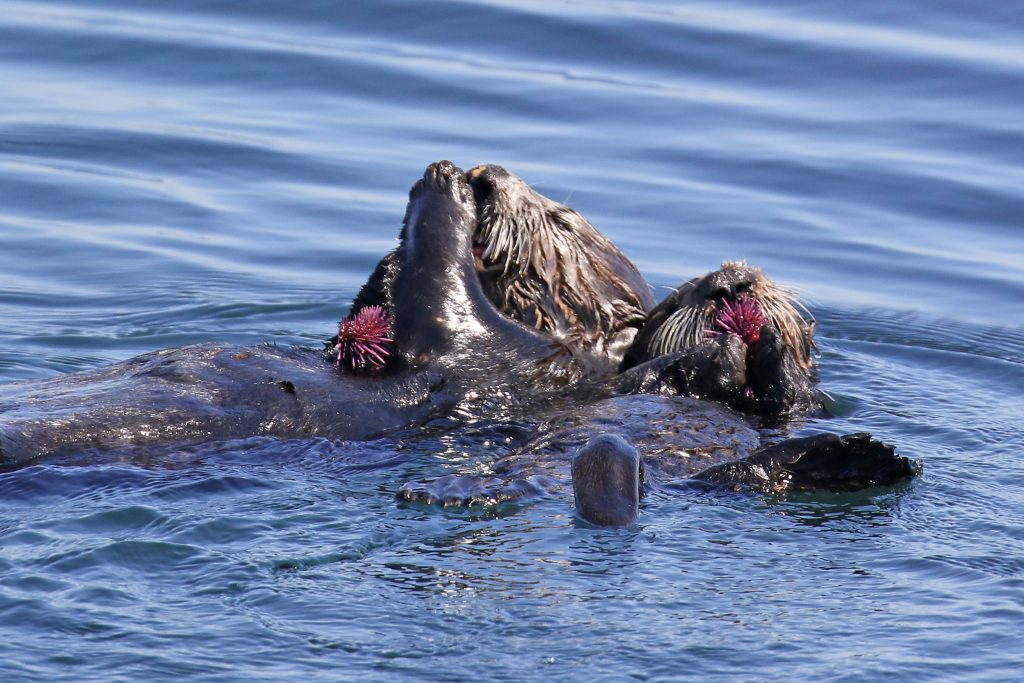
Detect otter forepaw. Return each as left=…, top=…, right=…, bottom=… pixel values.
left=745, top=326, right=819, bottom=416
left=396, top=474, right=553, bottom=508
left=612, top=335, right=747, bottom=401
left=777, top=432, right=917, bottom=491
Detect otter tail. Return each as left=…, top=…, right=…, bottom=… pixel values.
left=694, top=432, right=916, bottom=493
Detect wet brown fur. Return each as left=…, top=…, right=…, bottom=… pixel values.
left=468, top=165, right=655, bottom=368
left=626, top=261, right=816, bottom=371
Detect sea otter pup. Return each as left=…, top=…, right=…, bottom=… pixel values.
left=391, top=174, right=913, bottom=526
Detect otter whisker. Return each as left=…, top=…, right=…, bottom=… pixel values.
left=647, top=304, right=713, bottom=356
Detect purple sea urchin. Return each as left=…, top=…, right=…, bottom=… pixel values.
left=334, top=305, right=393, bottom=371
left=709, top=296, right=766, bottom=347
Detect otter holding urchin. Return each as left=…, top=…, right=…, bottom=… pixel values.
left=617, top=261, right=819, bottom=416
left=0, top=161, right=565, bottom=465
left=397, top=255, right=915, bottom=526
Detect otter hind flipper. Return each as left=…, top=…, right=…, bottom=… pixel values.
left=693, top=432, right=916, bottom=493
left=396, top=474, right=554, bottom=508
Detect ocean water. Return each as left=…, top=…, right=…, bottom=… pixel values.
left=1, top=1, right=1023, bottom=680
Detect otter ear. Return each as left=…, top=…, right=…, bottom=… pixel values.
left=804, top=318, right=818, bottom=354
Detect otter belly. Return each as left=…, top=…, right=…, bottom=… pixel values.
left=0, top=343, right=451, bottom=465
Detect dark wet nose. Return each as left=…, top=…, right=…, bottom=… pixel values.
left=704, top=270, right=754, bottom=303
left=414, top=160, right=472, bottom=204
left=425, top=159, right=463, bottom=183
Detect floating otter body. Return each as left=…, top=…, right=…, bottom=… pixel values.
left=0, top=343, right=451, bottom=465
left=0, top=160, right=915, bottom=527
left=0, top=162, right=561, bottom=465
left=398, top=395, right=913, bottom=527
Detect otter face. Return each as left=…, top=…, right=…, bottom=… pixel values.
left=622, top=261, right=816, bottom=372
left=466, top=165, right=654, bottom=367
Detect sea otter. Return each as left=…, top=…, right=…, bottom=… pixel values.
left=0, top=161, right=564, bottom=465
left=349, top=164, right=655, bottom=381
left=390, top=170, right=913, bottom=525
left=0, top=160, right=914, bottom=529
left=617, top=261, right=819, bottom=416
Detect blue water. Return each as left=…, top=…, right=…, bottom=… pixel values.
left=1, top=1, right=1023, bottom=680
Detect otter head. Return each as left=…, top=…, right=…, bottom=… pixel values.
left=466, top=165, right=654, bottom=369
left=353, top=161, right=568, bottom=379
left=619, top=262, right=818, bottom=414
left=623, top=262, right=815, bottom=369
left=387, top=161, right=511, bottom=364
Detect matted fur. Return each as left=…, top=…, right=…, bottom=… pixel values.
left=469, top=165, right=654, bottom=365
left=639, top=261, right=816, bottom=369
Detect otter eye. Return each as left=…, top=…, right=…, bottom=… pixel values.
left=471, top=178, right=495, bottom=205
left=735, top=282, right=751, bottom=295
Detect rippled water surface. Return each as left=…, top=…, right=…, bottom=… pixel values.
left=1, top=1, right=1023, bottom=680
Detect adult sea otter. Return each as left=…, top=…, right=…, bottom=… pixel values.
left=347, top=163, right=655, bottom=382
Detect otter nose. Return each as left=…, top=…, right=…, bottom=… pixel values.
left=466, top=164, right=509, bottom=201
left=706, top=273, right=753, bottom=303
